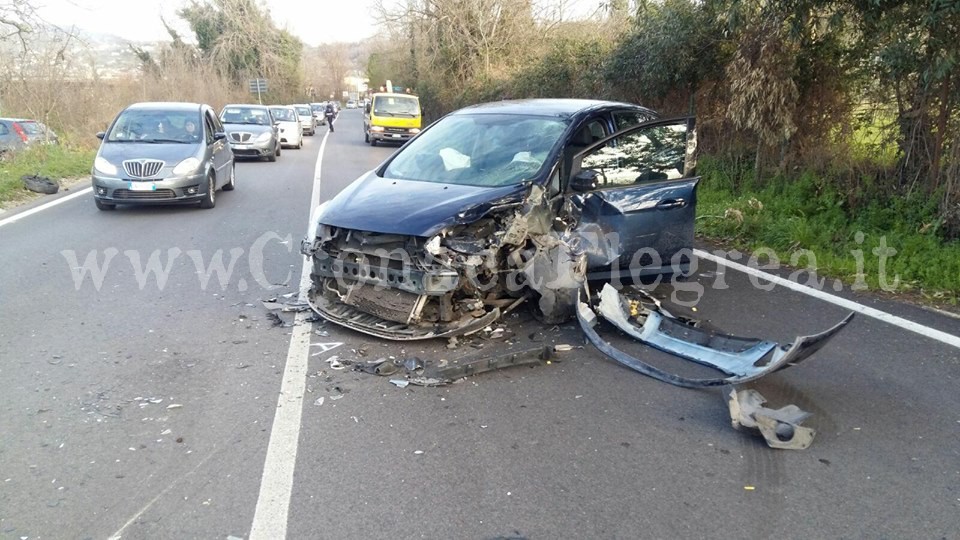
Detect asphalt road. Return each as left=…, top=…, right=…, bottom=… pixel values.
left=2, top=109, right=959, bottom=539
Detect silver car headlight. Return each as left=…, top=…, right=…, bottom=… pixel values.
left=255, top=132, right=272, bottom=143
left=172, top=157, right=201, bottom=176
left=94, top=156, right=117, bottom=176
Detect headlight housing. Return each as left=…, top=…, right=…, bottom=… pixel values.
left=94, top=156, right=117, bottom=176
left=172, top=157, right=201, bottom=176
left=409, top=128, right=420, bottom=134
left=255, top=132, right=272, bottom=143
left=370, top=126, right=385, bottom=132
left=306, top=200, right=330, bottom=242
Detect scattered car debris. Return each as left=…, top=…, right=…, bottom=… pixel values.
left=325, top=355, right=346, bottom=370
left=577, top=283, right=854, bottom=389
left=262, top=300, right=311, bottom=312
left=403, top=357, right=425, bottom=371
left=265, top=312, right=293, bottom=328
left=22, top=174, right=59, bottom=195
left=355, top=357, right=399, bottom=376
left=727, top=388, right=816, bottom=450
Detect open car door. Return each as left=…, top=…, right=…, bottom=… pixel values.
left=566, top=117, right=698, bottom=279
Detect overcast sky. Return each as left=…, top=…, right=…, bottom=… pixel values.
left=35, top=0, right=383, bottom=45
left=33, top=0, right=603, bottom=46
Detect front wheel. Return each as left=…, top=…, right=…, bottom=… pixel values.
left=364, top=131, right=369, bottom=143
left=199, top=173, right=216, bottom=209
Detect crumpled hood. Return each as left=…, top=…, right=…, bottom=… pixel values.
left=317, top=170, right=526, bottom=237
left=97, top=141, right=198, bottom=165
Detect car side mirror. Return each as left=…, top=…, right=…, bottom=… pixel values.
left=214, top=131, right=227, bottom=141
left=96, top=131, right=106, bottom=140
left=570, top=169, right=600, bottom=192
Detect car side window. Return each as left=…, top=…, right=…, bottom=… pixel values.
left=204, top=115, right=215, bottom=145
left=580, top=122, right=691, bottom=188
left=612, top=110, right=654, bottom=131
left=209, top=111, right=224, bottom=133
left=0, top=123, right=8, bottom=135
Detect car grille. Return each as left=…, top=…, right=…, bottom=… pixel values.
left=112, top=189, right=176, bottom=200
left=384, top=127, right=409, bottom=134
left=230, top=132, right=252, bottom=143
left=122, top=159, right=164, bottom=178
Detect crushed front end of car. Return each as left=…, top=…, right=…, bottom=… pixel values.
left=300, top=184, right=585, bottom=340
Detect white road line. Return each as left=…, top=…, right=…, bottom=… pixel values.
left=694, top=248, right=960, bottom=349
left=249, top=133, right=328, bottom=540
left=0, top=186, right=92, bottom=228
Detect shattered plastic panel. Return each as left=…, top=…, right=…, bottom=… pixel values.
left=577, top=284, right=854, bottom=388
left=728, top=388, right=816, bottom=450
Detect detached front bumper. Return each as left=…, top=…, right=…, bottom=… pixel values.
left=577, top=283, right=855, bottom=388
left=91, top=172, right=207, bottom=205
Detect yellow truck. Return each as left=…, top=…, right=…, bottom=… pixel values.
left=363, top=92, right=422, bottom=146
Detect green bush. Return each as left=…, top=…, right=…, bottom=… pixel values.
left=0, top=144, right=95, bottom=204
left=696, top=157, right=960, bottom=302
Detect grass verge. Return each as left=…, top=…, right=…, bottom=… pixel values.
left=0, top=144, right=95, bottom=207
left=695, top=156, right=960, bottom=306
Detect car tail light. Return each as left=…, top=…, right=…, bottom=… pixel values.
left=13, top=123, right=28, bottom=142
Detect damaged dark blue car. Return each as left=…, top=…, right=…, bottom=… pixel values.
left=301, top=99, right=702, bottom=339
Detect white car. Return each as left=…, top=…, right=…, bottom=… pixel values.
left=268, top=105, right=303, bottom=149
left=291, top=103, right=316, bottom=136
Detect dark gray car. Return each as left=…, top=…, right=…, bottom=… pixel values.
left=219, top=104, right=281, bottom=161
left=91, top=102, right=235, bottom=211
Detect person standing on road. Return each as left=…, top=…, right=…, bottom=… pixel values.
left=324, top=102, right=336, bottom=132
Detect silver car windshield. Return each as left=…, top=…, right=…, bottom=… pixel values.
left=107, top=111, right=201, bottom=143
left=382, top=114, right=567, bottom=188
left=221, top=106, right=272, bottom=126
left=270, top=108, right=296, bottom=122
left=295, top=107, right=311, bottom=117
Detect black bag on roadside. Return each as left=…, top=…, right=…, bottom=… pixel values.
left=22, top=174, right=59, bottom=195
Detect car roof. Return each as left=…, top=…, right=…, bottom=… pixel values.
left=124, top=102, right=205, bottom=112
left=453, top=98, right=656, bottom=118
left=372, top=92, right=417, bottom=99
left=222, top=104, right=269, bottom=109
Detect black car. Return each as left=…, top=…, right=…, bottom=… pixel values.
left=301, top=99, right=698, bottom=340
left=92, top=102, right=234, bottom=210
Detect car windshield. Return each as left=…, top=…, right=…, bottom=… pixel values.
left=106, top=110, right=201, bottom=143
left=220, top=106, right=272, bottom=126
left=382, top=113, right=567, bottom=188
left=295, top=106, right=311, bottom=117
left=270, top=108, right=296, bottom=122
left=373, top=96, right=419, bottom=117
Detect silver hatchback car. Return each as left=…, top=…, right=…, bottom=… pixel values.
left=91, top=102, right=235, bottom=211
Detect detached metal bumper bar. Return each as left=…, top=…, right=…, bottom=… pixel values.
left=577, top=284, right=854, bottom=388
